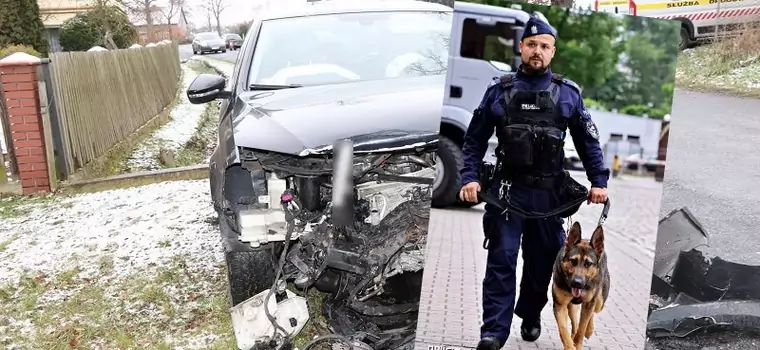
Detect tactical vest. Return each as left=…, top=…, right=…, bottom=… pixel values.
left=495, top=73, right=568, bottom=178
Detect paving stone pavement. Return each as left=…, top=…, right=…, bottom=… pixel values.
left=414, top=171, right=663, bottom=350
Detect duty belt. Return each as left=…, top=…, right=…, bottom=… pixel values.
left=504, top=173, right=559, bottom=189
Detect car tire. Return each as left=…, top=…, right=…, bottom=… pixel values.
left=679, top=26, right=690, bottom=51
left=222, top=49, right=227, bottom=53
left=225, top=248, right=280, bottom=307
left=432, top=136, right=475, bottom=208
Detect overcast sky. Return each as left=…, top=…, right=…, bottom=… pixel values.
left=181, top=0, right=598, bottom=27
left=182, top=0, right=301, bottom=26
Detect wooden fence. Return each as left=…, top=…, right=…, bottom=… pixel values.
left=48, top=43, right=181, bottom=174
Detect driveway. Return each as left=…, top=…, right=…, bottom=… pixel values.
left=179, top=44, right=238, bottom=63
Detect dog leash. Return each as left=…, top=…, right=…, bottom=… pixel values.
left=477, top=193, right=611, bottom=249
left=597, top=198, right=611, bottom=227
left=477, top=192, right=590, bottom=220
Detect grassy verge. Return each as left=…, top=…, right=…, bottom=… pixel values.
left=676, top=26, right=760, bottom=98
left=0, top=254, right=237, bottom=349
left=0, top=193, right=59, bottom=219
left=159, top=60, right=220, bottom=168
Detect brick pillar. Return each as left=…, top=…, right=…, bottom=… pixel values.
left=0, top=53, right=51, bottom=194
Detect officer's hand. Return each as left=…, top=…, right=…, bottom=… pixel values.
left=459, top=182, right=481, bottom=203
left=588, top=187, right=608, bottom=204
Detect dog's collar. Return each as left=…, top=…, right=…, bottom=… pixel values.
left=571, top=297, right=583, bottom=304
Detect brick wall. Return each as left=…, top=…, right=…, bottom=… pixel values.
left=0, top=54, right=51, bottom=194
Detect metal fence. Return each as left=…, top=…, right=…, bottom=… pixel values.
left=46, top=43, right=181, bottom=179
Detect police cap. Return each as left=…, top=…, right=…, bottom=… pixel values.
left=521, top=17, right=557, bottom=41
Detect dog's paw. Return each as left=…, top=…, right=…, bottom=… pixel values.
left=585, top=319, right=594, bottom=339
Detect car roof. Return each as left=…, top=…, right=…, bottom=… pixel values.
left=453, top=2, right=531, bottom=23
left=257, top=0, right=452, bottom=21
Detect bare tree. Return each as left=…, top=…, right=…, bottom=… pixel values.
left=160, top=0, right=185, bottom=40
left=116, top=0, right=162, bottom=42
left=208, top=0, right=229, bottom=35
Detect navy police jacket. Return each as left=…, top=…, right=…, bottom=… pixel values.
left=460, top=68, right=610, bottom=189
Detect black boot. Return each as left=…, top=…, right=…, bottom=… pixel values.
left=476, top=337, right=502, bottom=350
left=520, top=318, right=541, bottom=342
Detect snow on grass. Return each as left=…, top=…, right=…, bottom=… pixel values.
left=0, top=180, right=236, bottom=349
left=677, top=45, right=760, bottom=93
left=192, top=56, right=234, bottom=78
left=125, top=65, right=208, bottom=172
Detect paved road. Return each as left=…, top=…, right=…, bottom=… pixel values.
left=415, top=171, right=662, bottom=350
left=660, top=90, right=760, bottom=264
left=179, top=44, right=238, bottom=63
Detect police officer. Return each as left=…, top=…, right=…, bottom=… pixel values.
left=458, top=17, right=610, bottom=350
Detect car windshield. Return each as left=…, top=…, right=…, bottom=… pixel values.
left=226, top=34, right=242, bottom=40
left=248, top=11, right=452, bottom=86
left=197, top=33, right=220, bottom=41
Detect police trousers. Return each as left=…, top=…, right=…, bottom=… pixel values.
left=480, top=183, right=566, bottom=343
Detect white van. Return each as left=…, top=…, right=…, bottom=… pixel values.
left=594, top=0, right=759, bottom=50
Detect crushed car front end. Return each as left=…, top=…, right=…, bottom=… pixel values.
left=224, top=132, right=437, bottom=349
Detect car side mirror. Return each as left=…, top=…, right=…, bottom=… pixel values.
left=187, top=74, right=230, bottom=104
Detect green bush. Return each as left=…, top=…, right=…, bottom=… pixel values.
left=619, top=104, right=667, bottom=119
left=0, top=44, right=41, bottom=60
left=583, top=98, right=608, bottom=111
left=0, top=0, right=49, bottom=55
left=59, top=6, right=137, bottom=52
left=59, top=14, right=100, bottom=52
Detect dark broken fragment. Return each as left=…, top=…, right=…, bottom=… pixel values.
left=652, top=207, right=709, bottom=280
left=647, top=329, right=760, bottom=349
left=647, top=300, right=760, bottom=338
left=670, top=249, right=760, bottom=302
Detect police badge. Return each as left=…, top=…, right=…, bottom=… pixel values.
left=531, top=25, right=537, bottom=34
left=584, top=119, right=600, bottom=140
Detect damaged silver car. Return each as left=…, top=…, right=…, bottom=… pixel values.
left=186, top=1, right=453, bottom=349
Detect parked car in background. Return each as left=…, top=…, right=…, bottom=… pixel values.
left=624, top=153, right=663, bottom=172
left=224, top=33, right=243, bottom=50
left=192, top=32, right=227, bottom=54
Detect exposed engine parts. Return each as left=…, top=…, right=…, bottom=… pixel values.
left=233, top=145, right=434, bottom=350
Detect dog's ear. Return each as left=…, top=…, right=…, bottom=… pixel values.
left=590, top=225, right=605, bottom=256
left=566, top=221, right=582, bottom=249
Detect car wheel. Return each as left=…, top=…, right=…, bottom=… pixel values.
left=225, top=248, right=280, bottom=307
left=432, top=136, right=475, bottom=208
left=679, top=26, right=690, bottom=51
left=222, top=49, right=227, bottom=53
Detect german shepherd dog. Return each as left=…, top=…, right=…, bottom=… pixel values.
left=551, top=222, right=610, bottom=350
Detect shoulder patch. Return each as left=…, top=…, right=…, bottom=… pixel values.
left=583, top=117, right=600, bottom=140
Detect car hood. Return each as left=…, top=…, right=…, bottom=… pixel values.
left=231, top=75, right=445, bottom=155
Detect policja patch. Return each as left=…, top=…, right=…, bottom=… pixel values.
left=584, top=119, right=599, bottom=140
left=581, top=108, right=599, bottom=140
